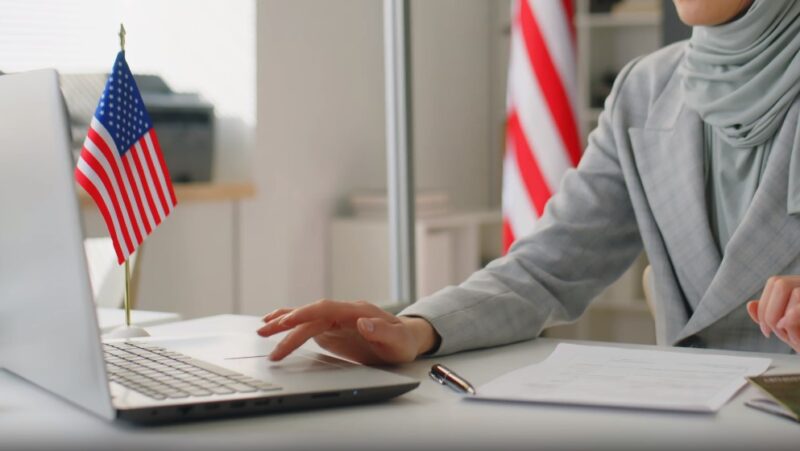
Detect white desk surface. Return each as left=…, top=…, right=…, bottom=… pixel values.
left=96, top=308, right=182, bottom=333
left=2, top=314, right=799, bottom=450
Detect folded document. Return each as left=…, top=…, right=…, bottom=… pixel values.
left=473, top=343, right=770, bottom=412
left=746, top=373, right=800, bottom=422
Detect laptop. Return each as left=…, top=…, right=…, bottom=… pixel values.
left=0, top=69, right=419, bottom=424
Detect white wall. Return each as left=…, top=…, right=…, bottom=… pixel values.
left=241, top=0, right=507, bottom=315
left=411, top=0, right=493, bottom=209
left=1, top=0, right=510, bottom=317
left=0, top=0, right=256, bottom=181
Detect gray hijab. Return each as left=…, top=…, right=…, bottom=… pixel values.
left=681, top=0, right=800, bottom=215
left=681, top=0, right=800, bottom=147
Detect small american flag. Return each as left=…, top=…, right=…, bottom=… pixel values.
left=75, top=51, right=177, bottom=264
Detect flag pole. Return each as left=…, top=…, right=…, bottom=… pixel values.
left=106, top=22, right=149, bottom=339
left=124, top=258, right=132, bottom=327
left=121, top=22, right=131, bottom=329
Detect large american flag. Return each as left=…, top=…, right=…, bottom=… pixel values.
left=502, top=0, right=580, bottom=253
left=75, top=51, right=177, bottom=264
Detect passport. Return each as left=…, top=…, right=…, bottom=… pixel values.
left=746, top=373, right=800, bottom=422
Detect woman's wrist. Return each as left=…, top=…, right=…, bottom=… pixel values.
left=399, top=316, right=440, bottom=357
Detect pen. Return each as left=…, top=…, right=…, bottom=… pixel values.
left=429, top=363, right=476, bottom=395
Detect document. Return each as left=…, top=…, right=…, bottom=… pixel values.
left=473, top=344, right=770, bottom=412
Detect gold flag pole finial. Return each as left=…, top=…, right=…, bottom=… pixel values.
left=119, top=23, right=126, bottom=51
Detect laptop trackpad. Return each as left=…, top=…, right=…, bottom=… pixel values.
left=142, top=334, right=358, bottom=383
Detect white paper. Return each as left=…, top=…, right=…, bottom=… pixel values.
left=473, top=344, right=771, bottom=412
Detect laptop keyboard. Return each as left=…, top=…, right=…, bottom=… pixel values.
left=104, top=342, right=279, bottom=401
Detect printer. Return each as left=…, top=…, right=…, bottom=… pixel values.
left=60, top=73, right=214, bottom=183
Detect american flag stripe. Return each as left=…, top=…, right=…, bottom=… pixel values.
left=76, top=159, right=130, bottom=260
left=121, top=154, right=154, bottom=235
left=143, top=132, right=174, bottom=215
left=508, top=111, right=551, bottom=216
left=129, top=142, right=161, bottom=228
left=509, top=29, right=572, bottom=191
left=560, top=0, right=576, bottom=46
left=76, top=127, right=177, bottom=260
left=502, top=0, right=579, bottom=254
left=531, top=0, right=577, bottom=109
left=502, top=218, right=515, bottom=253
left=87, top=121, right=145, bottom=243
left=518, top=0, right=580, bottom=166
left=88, top=120, right=152, bottom=244
left=91, top=119, right=150, bottom=238
left=502, top=151, right=539, bottom=232
left=149, top=131, right=178, bottom=207
left=78, top=143, right=136, bottom=253
left=136, top=139, right=167, bottom=222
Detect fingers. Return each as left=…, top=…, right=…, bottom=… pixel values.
left=777, top=296, right=800, bottom=352
left=776, top=289, right=800, bottom=342
left=279, top=299, right=392, bottom=328
left=757, top=277, right=776, bottom=337
left=752, top=276, right=800, bottom=350
left=269, top=319, right=331, bottom=361
left=257, top=308, right=296, bottom=337
left=777, top=307, right=800, bottom=352
left=746, top=301, right=760, bottom=323
left=257, top=300, right=375, bottom=338
left=256, top=316, right=294, bottom=337
left=262, top=307, right=294, bottom=323
left=764, top=281, right=795, bottom=340
left=783, top=314, right=800, bottom=353
left=257, top=300, right=404, bottom=362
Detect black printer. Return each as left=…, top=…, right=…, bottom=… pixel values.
left=60, top=73, right=214, bottom=183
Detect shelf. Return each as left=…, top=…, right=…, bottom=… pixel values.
left=577, top=12, right=662, bottom=28
left=331, top=209, right=503, bottom=301
left=166, top=182, right=256, bottom=203
left=335, top=209, right=501, bottom=227
left=78, top=181, right=256, bottom=208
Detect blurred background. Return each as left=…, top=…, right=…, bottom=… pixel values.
left=0, top=0, right=690, bottom=344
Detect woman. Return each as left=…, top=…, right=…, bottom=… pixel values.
left=259, top=0, right=800, bottom=364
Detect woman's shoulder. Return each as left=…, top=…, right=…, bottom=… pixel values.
left=608, top=41, right=689, bottom=121
left=628, top=40, right=688, bottom=79
left=620, top=40, right=687, bottom=94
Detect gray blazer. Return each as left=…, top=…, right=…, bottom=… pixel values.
left=400, top=41, right=799, bottom=356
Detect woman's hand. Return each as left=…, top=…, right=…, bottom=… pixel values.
left=257, top=300, right=438, bottom=365
left=747, top=276, right=800, bottom=352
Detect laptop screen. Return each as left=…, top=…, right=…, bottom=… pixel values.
left=0, top=69, right=114, bottom=420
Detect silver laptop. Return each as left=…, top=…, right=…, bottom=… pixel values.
left=0, top=69, right=418, bottom=424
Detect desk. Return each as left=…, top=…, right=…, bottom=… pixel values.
left=96, top=308, right=182, bottom=334
left=1, top=315, right=799, bottom=450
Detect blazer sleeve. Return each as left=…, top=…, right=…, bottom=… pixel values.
left=399, top=60, right=644, bottom=356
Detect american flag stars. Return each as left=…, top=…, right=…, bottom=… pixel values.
left=94, top=52, right=152, bottom=155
